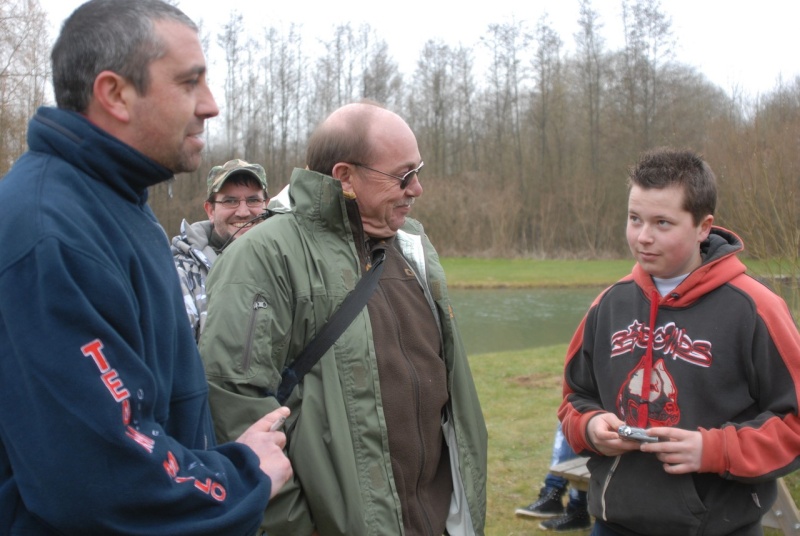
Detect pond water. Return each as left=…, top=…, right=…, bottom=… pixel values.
left=448, top=287, right=604, bottom=355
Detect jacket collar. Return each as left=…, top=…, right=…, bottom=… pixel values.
left=286, top=167, right=355, bottom=237
left=28, top=107, right=174, bottom=205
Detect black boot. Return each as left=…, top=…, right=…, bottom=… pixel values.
left=514, top=486, right=565, bottom=518
left=539, top=503, right=592, bottom=531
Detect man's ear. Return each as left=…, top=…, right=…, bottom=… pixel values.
left=331, top=162, right=356, bottom=196
left=203, top=200, right=215, bottom=221
left=91, top=70, right=134, bottom=123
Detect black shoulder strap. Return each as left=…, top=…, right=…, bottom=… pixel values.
left=276, top=248, right=386, bottom=404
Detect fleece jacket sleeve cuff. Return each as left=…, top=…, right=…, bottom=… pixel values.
left=699, top=427, right=726, bottom=474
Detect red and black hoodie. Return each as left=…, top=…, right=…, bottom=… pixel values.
left=559, top=226, right=800, bottom=535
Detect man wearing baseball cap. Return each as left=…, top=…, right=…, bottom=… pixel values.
left=172, top=158, right=269, bottom=341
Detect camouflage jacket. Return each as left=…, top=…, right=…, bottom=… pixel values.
left=171, top=219, right=220, bottom=341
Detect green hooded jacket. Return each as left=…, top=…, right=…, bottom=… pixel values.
left=199, top=168, right=487, bottom=536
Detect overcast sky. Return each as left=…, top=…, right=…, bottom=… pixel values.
left=39, top=0, right=800, bottom=98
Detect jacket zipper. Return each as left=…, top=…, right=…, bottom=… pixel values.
left=399, top=253, right=444, bottom=355
left=242, top=294, right=268, bottom=372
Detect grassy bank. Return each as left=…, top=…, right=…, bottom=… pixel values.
left=441, top=258, right=633, bottom=289
left=473, top=346, right=797, bottom=536
left=471, top=346, right=571, bottom=535
left=441, top=256, right=777, bottom=289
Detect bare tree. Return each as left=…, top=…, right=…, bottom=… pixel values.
left=357, top=27, right=403, bottom=110
left=575, top=0, right=604, bottom=178
left=217, top=11, right=247, bottom=154
left=528, top=14, right=566, bottom=252
left=311, top=23, right=363, bottom=122
left=450, top=45, right=480, bottom=173
left=619, top=0, right=674, bottom=149
left=570, top=0, right=614, bottom=254
left=480, top=19, right=530, bottom=189
left=711, top=79, right=800, bottom=310
left=0, top=0, right=50, bottom=176
left=261, top=23, right=306, bottom=183
left=531, top=14, right=563, bottom=180
left=410, top=39, right=454, bottom=177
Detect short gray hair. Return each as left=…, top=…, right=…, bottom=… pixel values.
left=51, top=0, right=197, bottom=112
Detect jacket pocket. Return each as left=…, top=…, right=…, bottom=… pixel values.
left=241, top=293, right=268, bottom=373
left=589, top=452, right=705, bottom=535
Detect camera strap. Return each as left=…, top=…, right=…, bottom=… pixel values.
left=276, top=247, right=386, bottom=405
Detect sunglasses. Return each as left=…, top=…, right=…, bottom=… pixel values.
left=352, top=161, right=424, bottom=189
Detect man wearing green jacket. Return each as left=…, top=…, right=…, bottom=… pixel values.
left=199, top=101, right=487, bottom=536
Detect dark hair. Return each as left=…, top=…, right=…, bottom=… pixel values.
left=628, top=147, right=717, bottom=225
left=306, top=101, right=385, bottom=176
left=51, top=0, right=197, bottom=112
left=206, top=172, right=267, bottom=204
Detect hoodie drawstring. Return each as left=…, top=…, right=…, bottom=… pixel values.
left=637, top=289, right=660, bottom=428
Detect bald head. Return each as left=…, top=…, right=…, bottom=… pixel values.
left=306, top=102, right=411, bottom=176
left=305, top=101, right=422, bottom=238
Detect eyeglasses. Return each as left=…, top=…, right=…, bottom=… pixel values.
left=353, top=161, right=424, bottom=189
left=212, top=197, right=266, bottom=209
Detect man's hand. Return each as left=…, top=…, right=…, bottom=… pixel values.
left=236, top=407, right=293, bottom=498
left=640, top=427, right=702, bottom=474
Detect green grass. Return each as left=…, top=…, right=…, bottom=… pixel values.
left=471, top=345, right=574, bottom=535
left=473, top=346, right=799, bottom=535
left=441, top=258, right=633, bottom=288
left=440, top=256, right=782, bottom=289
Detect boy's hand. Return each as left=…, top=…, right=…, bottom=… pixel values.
left=588, top=417, right=704, bottom=473
left=586, top=413, right=644, bottom=456
left=640, top=427, right=702, bottom=474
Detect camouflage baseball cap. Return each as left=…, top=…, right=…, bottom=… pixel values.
left=206, top=159, right=268, bottom=198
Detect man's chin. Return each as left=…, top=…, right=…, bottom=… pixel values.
left=165, top=153, right=202, bottom=175
left=391, top=216, right=407, bottom=232
left=167, top=148, right=203, bottom=175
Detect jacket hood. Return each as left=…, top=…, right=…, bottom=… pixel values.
left=28, top=107, right=173, bottom=204
left=171, top=219, right=218, bottom=272
left=633, top=226, right=746, bottom=306
left=266, top=184, right=292, bottom=214
left=176, top=219, right=213, bottom=250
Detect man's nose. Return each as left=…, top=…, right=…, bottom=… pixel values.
left=406, top=173, right=423, bottom=197
left=235, top=202, right=251, bottom=216
left=198, top=83, right=219, bottom=119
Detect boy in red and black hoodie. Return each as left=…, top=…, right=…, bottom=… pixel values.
left=559, top=147, right=800, bottom=536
